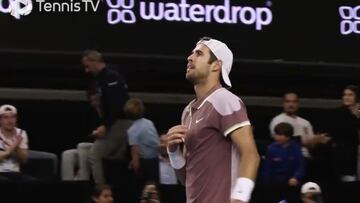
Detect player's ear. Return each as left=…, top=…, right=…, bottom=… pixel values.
left=211, top=60, right=222, bottom=72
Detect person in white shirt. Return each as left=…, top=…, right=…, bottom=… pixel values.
left=0, top=104, right=34, bottom=182
left=269, top=92, right=330, bottom=157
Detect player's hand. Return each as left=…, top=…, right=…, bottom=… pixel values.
left=288, top=178, right=298, bottom=186
left=166, top=125, right=187, bottom=152
left=94, top=125, right=106, bottom=138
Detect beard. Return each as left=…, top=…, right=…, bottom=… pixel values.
left=186, top=73, right=200, bottom=85
left=185, top=67, right=209, bottom=85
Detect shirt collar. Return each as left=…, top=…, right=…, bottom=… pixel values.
left=191, top=85, right=222, bottom=110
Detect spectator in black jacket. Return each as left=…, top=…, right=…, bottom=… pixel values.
left=82, top=50, right=132, bottom=183
left=331, top=85, right=360, bottom=182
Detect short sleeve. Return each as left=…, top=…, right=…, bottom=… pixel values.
left=127, top=124, right=139, bottom=146
left=301, top=121, right=315, bottom=143
left=221, top=99, right=251, bottom=137
left=208, top=92, right=250, bottom=137
left=269, top=118, right=277, bottom=136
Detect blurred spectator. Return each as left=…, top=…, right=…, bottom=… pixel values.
left=158, top=134, right=177, bottom=185
left=262, top=122, right=304, bottom=203
left=140, top=181, right=161, bottom=203
left=270, top=92, right=330, bottom=158
left=125, top=99, right=160, bottom=186
left=330, top=85, right=360, bottom=182
left=92, top=184, right=114, bottom=203
left=61, top=88, right=100, bottom=181
left=0, top=104, right=34, bottom=181
left=82, top=49, right=131, bottom=183
left=300, top=182, right=323, bottom=203
left=61, top=143, right=93, bottom=181
left=158, top=134, right=185, bottom=203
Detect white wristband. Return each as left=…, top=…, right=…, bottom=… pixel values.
left=167, top=146, right=186, bottom=169
left=231, top=177, right=255, bottom=202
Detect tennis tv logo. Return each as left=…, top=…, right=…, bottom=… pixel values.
left=0, top=0, right=33, bottom=19
left=1, top=0, right=101, bottom=19
left=339, top=6, right=360, bottom=35
left=107, top=0, right=273, bottom=31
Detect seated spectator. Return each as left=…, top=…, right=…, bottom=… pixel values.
left=300, top=182, right=323, bottom=203
left=125, top=98, right=160, bottom=186
left=0, top=104, right=34, bottom=182
left=61, top=89, right=100, bottom=181
left=140, top=181, right=161, bottom=203
left=61, top=143, right=93, bottom=180
left=92, top=184, right=114, bottom=203
left=262, top=122, right=304, bottom=203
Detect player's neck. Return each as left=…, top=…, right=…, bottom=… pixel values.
left=194, top=81, right=221, bottom=100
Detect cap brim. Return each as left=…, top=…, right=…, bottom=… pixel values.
left=221, top=67, right=232, bottom=87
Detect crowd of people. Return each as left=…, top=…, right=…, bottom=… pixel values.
left=0, top=37, right=359, bottom=203
left=261, top=86, right=360, bottom=202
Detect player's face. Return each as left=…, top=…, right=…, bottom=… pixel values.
left=186, top=44, right=213, bottom=85
left=0, top=113, right=17, bottom=131
left=93, top=189, right=113, bottom=203
left=283, top=93, right=299, bottom=115
left=342, top=89, right=357, bottom=107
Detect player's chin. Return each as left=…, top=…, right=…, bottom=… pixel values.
left=186, top=74, right=198, bottom=85
left=185, top=71, right=192, bottom=78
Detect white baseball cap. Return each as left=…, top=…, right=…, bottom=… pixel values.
left=197, top=38, right=234, bottom=87
left=0, top=104, right=17, bottom=115
left=301, top=182, right=321, bottom=194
